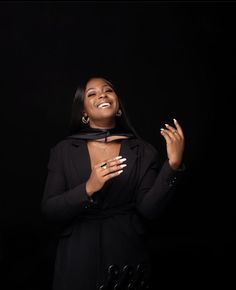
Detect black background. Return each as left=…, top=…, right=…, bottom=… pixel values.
left=0, top=1, right=235, bottom=289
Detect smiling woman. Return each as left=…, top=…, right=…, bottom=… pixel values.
left=41, top=76, right=185, bottom=290
left=82, top=78, right=121, bottom=130
left=69, top=77, right=134, bottom=137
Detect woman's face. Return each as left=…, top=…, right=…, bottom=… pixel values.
left=83, top=78, right=120, bottom=126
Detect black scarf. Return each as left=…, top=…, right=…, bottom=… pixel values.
left=67, top=126, right=135, bottom=141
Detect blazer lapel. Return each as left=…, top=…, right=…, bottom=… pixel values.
left=120, top=138, right=139, bottom=179
left=68, top=139, right=91, bottom=186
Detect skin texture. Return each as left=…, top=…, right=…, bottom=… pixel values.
left=83, top=78, right=185, bottom=196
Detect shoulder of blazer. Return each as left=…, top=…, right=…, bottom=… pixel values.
left=135, top=138, right=159, bottom=158
left=51, top=138, right=84, bottom=150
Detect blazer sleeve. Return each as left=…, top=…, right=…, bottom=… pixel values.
left=41, top=143, right=93, bottom=224
left=136, top=145, right=185, bottom=220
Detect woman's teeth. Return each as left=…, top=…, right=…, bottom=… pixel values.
left=98, top=102, right=111, bottom=108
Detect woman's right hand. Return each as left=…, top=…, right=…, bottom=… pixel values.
left=85, top=156, right=127, bottom=196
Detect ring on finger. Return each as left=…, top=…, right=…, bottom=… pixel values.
left=173, top=130, right=178, bottom=135
left=101, top=162, right=107, bottom=169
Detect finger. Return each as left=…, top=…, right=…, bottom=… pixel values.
left=108, top=157, right=127, bottom=167
left=95, top=156, right=123, bottom=169
left=101, top=162, right=127, bottom=176
left=173, top=118, right=184, bottom=138
left=160, top=129, right=173, bottom=144
left=161, top=127, right=178, bottom=141
left=98, top=158, right=127, bottom=174
left=107, top=155, right=123, bottom=163
left=103, top=169, right=124, bottom=181
left=165, top=123, right=181, bottom=139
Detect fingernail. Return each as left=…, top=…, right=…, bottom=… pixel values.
left=165, top=124, right=169, bottom=127
left=115, top=156, right=123, bottom=160
left=118, top=170, right=123, bottom=174
left=160, top=128, right=164, bottom=131
left=173, top=118, right=177, bottom=123
left=120, top=164, right=127, bottom=168
left=120, top=158, right=127, bottom=162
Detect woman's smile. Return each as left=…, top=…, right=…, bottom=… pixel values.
left=97, top=101, right=112, bottom=109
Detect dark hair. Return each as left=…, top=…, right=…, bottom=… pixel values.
left=69, top=76, right=139, bottom=137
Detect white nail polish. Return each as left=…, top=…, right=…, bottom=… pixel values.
left=120, top=164, right=127, bottom=168
left=115, top=156, right=123, bottom=160
left=120, top=158, right=127, bottom=162
left=118, top=170, right=123, bottom=174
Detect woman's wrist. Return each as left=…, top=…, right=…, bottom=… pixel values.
left=168, top=160, right=183, bottom=171
left=85, top=181, right=94, bottom=197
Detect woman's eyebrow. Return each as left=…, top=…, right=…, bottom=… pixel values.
left=86, top=88, right=95, bottom=93
left=85, top=84, right=110, bottom=93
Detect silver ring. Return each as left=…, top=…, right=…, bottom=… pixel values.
left=101, top=163, right=107, bottom=169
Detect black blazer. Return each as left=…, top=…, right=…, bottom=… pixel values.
left=42, top=137, right=183, bottom=290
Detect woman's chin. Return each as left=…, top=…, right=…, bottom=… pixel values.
left=97, top=111, right=117, bottom=119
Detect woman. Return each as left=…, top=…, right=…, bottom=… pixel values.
left=42, top=77, right=185, bottom=290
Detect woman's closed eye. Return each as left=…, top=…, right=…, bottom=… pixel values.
left=105, top=88, right=113, bottom=92
left=88, top=92, right=96, bottom=97
left=87, top=88, right=113, bottom=97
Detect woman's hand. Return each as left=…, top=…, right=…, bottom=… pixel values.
left=85, top=156, right=127, bottom=196
left=160, top=118, right=185, bottom=170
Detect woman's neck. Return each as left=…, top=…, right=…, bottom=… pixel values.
left=89, top=120, right=116, bottom=130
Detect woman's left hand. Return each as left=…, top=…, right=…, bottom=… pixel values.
left=160, top=118, right=185, bottom=170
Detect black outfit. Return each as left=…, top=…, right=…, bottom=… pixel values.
left=42, top=131, right=183, bottom=290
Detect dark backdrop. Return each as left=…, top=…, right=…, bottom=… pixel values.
left=1, top=1, right=235, bottom=289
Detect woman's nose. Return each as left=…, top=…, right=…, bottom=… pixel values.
left=98, top=92, right=107, bottom=99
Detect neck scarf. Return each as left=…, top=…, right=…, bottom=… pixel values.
left=67, top=127, right=135, bottom=142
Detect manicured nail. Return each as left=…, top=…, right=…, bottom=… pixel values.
left=120, top=164, right=127, bottom=168
left=165, top=124, right=169, bottom=127
left=118, top=170, right=123, bottom=174
left=115, top=156, right=123, bottom=160
left=160, top=128, right=164, bottom=131
left=120, top=158, right=127, bottom=163
left=173, top=118, right=177, bottom=123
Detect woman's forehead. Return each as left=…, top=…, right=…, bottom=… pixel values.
left=86, top=78, right=110, bottom=89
